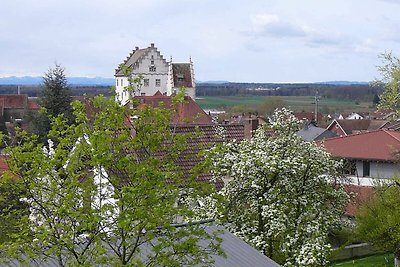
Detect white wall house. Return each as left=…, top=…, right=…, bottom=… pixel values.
left=115, top=43, right=195, bottom=105
left=323, top=129, right=400, bottom=186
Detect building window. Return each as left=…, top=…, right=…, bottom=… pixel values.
left=363, top=161, right=370, bottom=177
left=144, top=79, right=149, bottom=87
left=116, top=79, right=119, bottom=86
left=121, top=79, right=123, bottom=86
left=149, top=66, right=156, bottom=72
left=156, top=79, right=161, bottom=87
left=151, top=60, right=154, bottom=65
left=141, top=92, right=146, bottom=96
left=177, top=74, right=184, bottom=82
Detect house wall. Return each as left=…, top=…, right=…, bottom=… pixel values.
left=356, top=160, right=400, bottom=179
left=115, top=48, right=169, bottom=105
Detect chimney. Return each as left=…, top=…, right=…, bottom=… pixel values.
left=135, top=46, right=139, bottom=50
left=150, top=43, right=154, bottom=48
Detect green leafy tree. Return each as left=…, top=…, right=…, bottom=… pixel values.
left=356, top=181, right=400, bottom=267
left=375, top=52, right=400, bottom=113
left=0, top=83, right=222, bottom=265
left=30, top=64, right=73, bottom=143
left=197, top=108, right=348, bottom=266
left=257, top=96, right=286, bottom=116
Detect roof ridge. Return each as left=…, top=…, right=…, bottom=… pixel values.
left=383, top=129, right=400, bottom=143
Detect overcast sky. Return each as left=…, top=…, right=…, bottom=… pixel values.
left=2, top=0, right=400, bottom=82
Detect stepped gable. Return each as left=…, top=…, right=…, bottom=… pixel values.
left=322, top=129, right=400, bottom=161
left=171, top=63, right=193, bottom=88
left=135, top=93, right=212, bottom=125
left=115, top=43, right=168, bottom=76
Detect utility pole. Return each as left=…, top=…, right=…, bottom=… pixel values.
left=314, top=90, right=320, bottom=125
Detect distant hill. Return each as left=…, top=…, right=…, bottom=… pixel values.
left=0, top=76, right=115, bottom=86
left=315, top=81, right=369, bottom=85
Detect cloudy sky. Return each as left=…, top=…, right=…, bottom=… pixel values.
left=2, top=0, right=400, bottom=82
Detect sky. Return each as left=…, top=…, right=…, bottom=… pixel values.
left=2, top=0, right=400, bottom=83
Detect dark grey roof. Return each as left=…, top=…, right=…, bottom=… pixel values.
left=3, top=223, right=280, bottom=267
left=297, top=124, right=337, bottom=141
left=212, top=225, right=281, bottom=267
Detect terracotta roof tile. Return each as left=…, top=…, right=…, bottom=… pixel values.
left=343, top=185, right=375, bottom=217
left=134, top=95, right=213, bottom=125
left=0, top=95, right=27, bottom=109
left=322, top=129, right=400, bottom=161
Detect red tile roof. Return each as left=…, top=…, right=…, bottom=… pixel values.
left=134, top=95, right=213, bottom=125
left=343, top=185, right=375, bottom=217
left=171, top=124, right=245, bottom=189
left=0, top=95, right=27, bottom=109
left=322, top=129, right=400, bottom=161
left=0, top=155, right=9, bottom=175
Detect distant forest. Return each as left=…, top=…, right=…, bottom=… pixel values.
left=0, top=82, right=383, bottom=102
left=196, top=83, right=383, bottom=102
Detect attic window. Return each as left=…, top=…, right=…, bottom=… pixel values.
left=149, top=66, right=156, bottom=72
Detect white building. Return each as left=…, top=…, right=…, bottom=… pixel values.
left=115, top=43, right=196, bottom=105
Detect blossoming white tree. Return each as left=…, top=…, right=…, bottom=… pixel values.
left=205, top=108, right=348, bottom=266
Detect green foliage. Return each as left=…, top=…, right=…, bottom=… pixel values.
left=202, top=108, right=349, bottom=266
left=376, top=52, right=400, bottom=113
left=257, top=96, right=286, bottom=115
left=29, top=64, right=73, bottom=143
left=0, top=80, right=222, bottom=265
left=356, top=180, right=400, bottom=261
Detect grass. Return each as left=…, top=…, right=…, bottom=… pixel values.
left=196, top=96, right=374, bottom=113
left=331, top=253, right=394, bottom=267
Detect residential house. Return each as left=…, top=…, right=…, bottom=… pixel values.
left=326, top=119, right=388, bottom=137
left=338, top=112, right=364, bottom=120
left=115, top=43, right=195, bottom=105
left=322, top=129, right=400, bottom=185
left=293, top=111, right=323, bottom=126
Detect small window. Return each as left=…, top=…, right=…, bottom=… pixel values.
left=151, top=60, right=154, bottom=65
left=141, top=92, right=146, bottom=96
left=149, top=66, right=156, bottom=72
left=144, top=79, right=149, bottom=87
left=121, top=79, right=123, bottom=86
left=177, top=74, right=184, bottom=82
left=116, top=79, right=119, bottom=86
left=156, top=79, right=161, bottom=87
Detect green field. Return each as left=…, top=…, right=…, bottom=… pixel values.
left=196, top=96, right=374, bottom=113
left=331, top=254, right=394, bottom=267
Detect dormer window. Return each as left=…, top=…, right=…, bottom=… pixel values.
left=149, top=66, right=156, bottom=72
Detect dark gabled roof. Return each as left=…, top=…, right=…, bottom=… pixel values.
left=297, top=125, right=336, bottom=141
left=322, top=129, right=400, bottom=161
left=172, top=63, right=193, bottom=88
left=4, top=222, right=280, bottom=267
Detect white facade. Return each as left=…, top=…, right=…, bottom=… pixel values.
left=346, top=160, right=400, bottom=186
left=115, top=43, right=196, bottom=105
